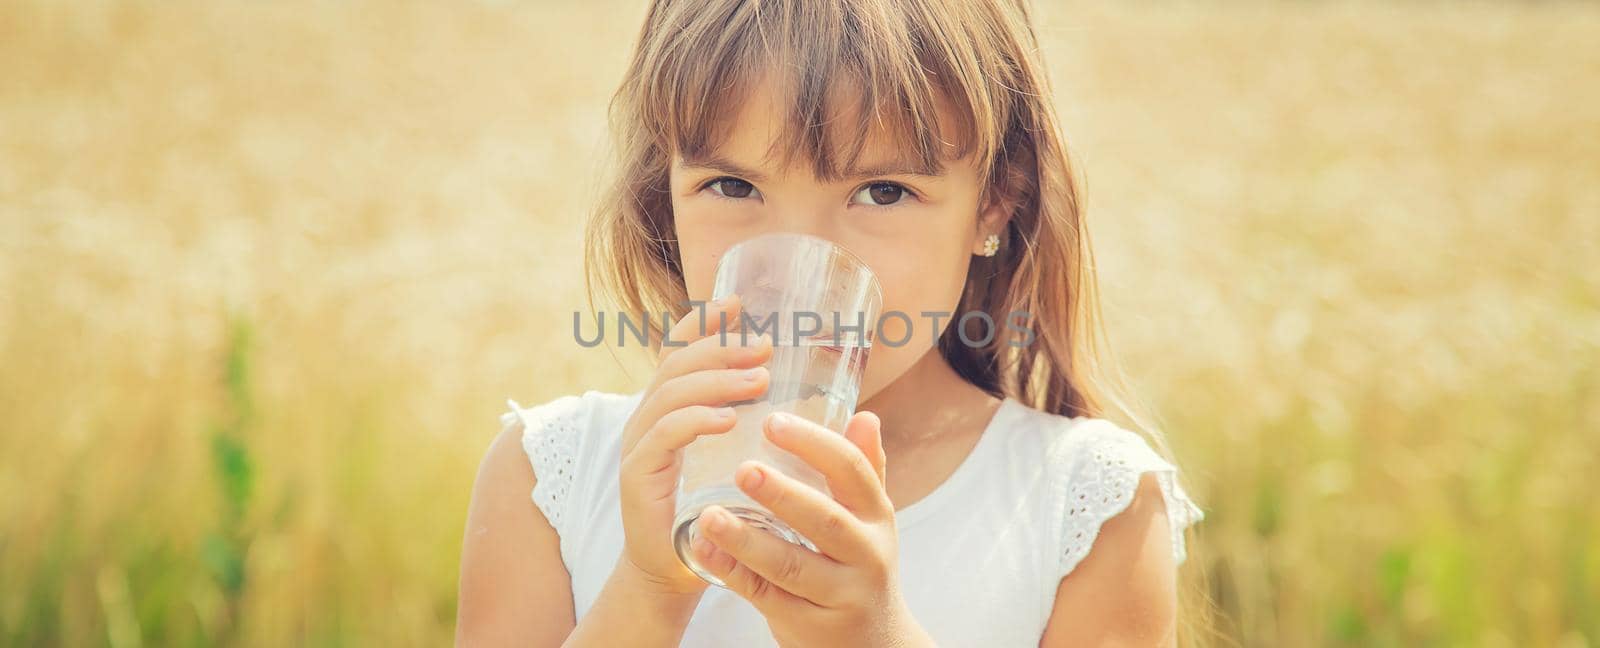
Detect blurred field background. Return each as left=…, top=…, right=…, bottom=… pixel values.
left=1, top=0, right=1596, bottom=645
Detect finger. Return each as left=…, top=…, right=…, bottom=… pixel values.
left=654, top=330, right=772, bottom=387
left=843, top=411, right=887, bottom=487
left=656, top=295, right=743, bottom=367
left=732, top=460, right=878, bottom=566
left=694, top=506, right=821, bottom=613
left=622, top=405, right=738, bottom=482
left=623, top=367, right=769, bottom=454
left=619, top=406, right=740, bottom=535
left=693, top=502, right=848, bottom=606
left=762, top=412, right=892, bottom=519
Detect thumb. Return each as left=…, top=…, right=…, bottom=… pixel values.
left=844, top=410, right=886, bottom=486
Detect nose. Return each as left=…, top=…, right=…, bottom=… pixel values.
left=766, top=203, right=847, bottom=247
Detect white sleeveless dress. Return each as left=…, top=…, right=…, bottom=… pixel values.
left=502, top=390, right=1202, bottom=647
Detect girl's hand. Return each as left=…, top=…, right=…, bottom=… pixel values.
left=616, top=296, right=773, bottom=597
left=689, top=411, right=936, bottom=648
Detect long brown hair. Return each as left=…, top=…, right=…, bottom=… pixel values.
left=589, top=0, right=1125, bottom=421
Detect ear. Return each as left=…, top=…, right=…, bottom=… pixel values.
left=971, top=190, right=1015, bottom=256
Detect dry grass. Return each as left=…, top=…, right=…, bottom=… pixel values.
left=1, top=1, right=1596, bottom=645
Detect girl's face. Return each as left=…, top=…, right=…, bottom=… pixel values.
left=670, top=79, right=1005, bottom=401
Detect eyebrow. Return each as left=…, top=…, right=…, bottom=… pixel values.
left=679, top=153, right=945, bottom=182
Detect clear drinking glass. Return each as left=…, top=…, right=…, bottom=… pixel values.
left=672, top=232, right=882, bottom=587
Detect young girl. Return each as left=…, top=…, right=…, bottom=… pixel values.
left=458, top=0, right=1202, bottom=645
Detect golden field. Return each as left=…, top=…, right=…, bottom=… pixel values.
left=1, top=1, right=1596, bottom=645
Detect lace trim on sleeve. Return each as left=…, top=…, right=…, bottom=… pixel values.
left=1055, top=420, right=1204, bottom=578
left=503, top=396, right=584, bottom=534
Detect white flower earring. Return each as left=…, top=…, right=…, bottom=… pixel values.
left=980, top=233, right=1001, bottom=257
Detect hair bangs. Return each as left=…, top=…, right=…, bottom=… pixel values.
left=636, top=0, right=1005, bottom=182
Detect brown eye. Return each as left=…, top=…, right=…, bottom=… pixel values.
left=709, top=178, right=756, bottom=199
left=852, top=182, right=909, bottom=206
